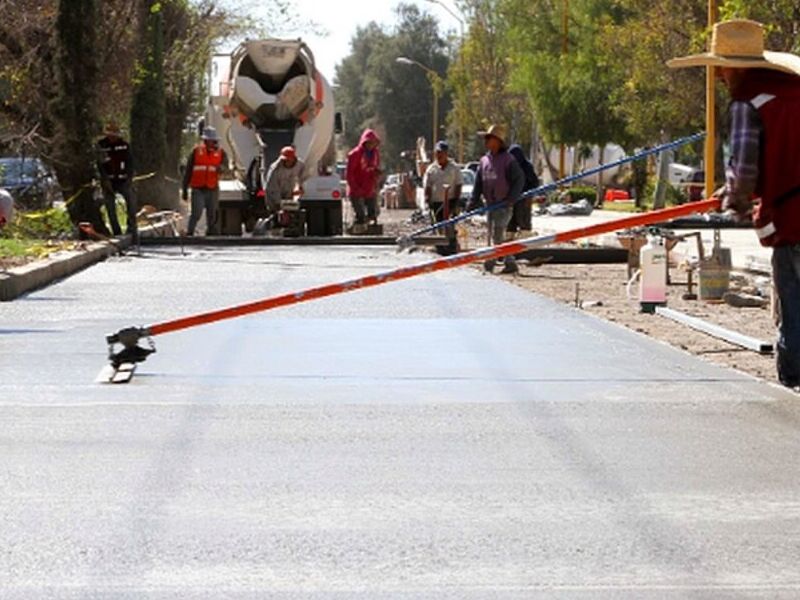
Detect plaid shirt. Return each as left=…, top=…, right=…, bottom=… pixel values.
left=726, top=100, right=762, bottom=207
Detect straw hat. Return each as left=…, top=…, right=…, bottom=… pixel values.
left=479, top=124, right=507, bottom=146
left=667, top=19, right=800, bottom=76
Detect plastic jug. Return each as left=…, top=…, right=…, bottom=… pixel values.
left=639, top=234, right=667, bottom=313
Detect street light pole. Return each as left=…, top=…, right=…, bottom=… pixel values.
left=559, top=0, right=569, bottom=179
left=396, top=57, right=442, bottom=153
left=425, top=0, right=466, bottom=163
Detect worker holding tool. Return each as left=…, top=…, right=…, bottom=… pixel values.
left=346, top=129, right=382, bottom=232
left=668, top=19, right=800, bottom=389
left=423, top=141, right=463, bottom=255
left=508, top=144, right=539, bottom=237
left=263, top=146, right=306, bottom=216
left=97, top=122, right=137, bottom=239
left=469, top=124, right=525, bottom=274
left=182, top=127, right=228, bottom=236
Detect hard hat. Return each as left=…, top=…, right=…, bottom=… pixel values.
left=202, top=127, right=219, bottom=141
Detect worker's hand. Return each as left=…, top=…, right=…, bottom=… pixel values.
left=719, top=188, right=752, bottom=222
left=465, top=198, right=482, bottom=212
left=711, top=185, right=727, bottom=199
left=181, top=191, right=188, bottom=203
left=101, top=180, right=113, bottom=195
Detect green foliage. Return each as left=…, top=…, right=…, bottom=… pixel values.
left=336, top=4, right=451, bottom=169
left=50, top=0, right=108, bottom=235
left=131, top=2, right=167, bottom=190
left=446, top=0, right=532, bottom=156
left=563, top=185, right=597, bottom=205
left=1, top=206, right=74, bottom=242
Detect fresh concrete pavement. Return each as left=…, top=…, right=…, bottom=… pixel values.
left=1, top=245, right=799, bottom=598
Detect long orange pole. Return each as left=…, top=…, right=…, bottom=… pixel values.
left=139, top=199, right=720, bottom=338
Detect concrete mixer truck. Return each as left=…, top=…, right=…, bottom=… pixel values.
left=206, top=39, right=344, bottom=236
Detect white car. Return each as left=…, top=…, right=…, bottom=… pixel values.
left=0, top=188, right=14, bottom=228
left=460, top=169, right=475, bottom=205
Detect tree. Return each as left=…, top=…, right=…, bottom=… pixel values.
left=447, top=0, right=533, bottom=158
left=50, top=0, right=107, bottom=235
left=336, top=4, right=450, bottom=170
left=335, top=23, right=389, bottom=150
left=131, top=1, right=168, bottom=208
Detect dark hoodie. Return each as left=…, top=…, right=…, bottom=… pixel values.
left=346, top=129, right=382, bottom=198
left=509, top=145, right=540, bottom=193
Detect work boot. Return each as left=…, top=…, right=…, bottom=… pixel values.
left=483, top=259, right=496, bottom=273
left=500, top=258, right=519, bottom=274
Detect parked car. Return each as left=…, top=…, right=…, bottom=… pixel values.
left=0, top=157, right=63, bottom=210
left=0, top=188, right=13, bottom=227
left=460, top=168, right=475, bottom=206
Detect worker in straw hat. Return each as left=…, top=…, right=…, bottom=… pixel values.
left=668, top=19, right=800, bottom=389
left=469, top=124, right=525, bottom=274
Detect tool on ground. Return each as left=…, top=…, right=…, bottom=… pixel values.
left=655, top=306, right=773, bottom=354
left=396, top=132, right=706, bottom=251
left=100, top=198, right=721, bottom=383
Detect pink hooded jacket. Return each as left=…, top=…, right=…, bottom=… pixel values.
left=346, top=129, right=382, bottom=198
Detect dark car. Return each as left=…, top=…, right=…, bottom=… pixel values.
left=0, top=157, right=63, bottom=210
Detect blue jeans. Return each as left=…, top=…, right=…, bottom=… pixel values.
left=187, top=188, right=219, bottom=236
left=103, top=181, right=136, bottom=236
left=772, top=245, right=800, bottom=387
left=488, top=206, right=516, bottom=267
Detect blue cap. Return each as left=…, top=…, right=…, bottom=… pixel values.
left=434, top=141, right=449, bottom=153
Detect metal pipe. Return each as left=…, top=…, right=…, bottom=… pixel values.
left=398, top=132, right=706, bottom=246
left=655, top=306, right=773, bottom=354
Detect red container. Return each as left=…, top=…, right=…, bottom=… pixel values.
left=604, top=188, right=631, bottom=203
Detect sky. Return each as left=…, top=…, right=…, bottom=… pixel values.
left=263, top=0, right=464, bottom=82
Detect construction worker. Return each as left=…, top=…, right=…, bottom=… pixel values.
left=263, top=146, right=306, bottom=215
left=469, top=124, right=525, bottom=274
left=97, top=122, right=137, bottom=239
left=507, top=144, right=539, bottom=237
left=423, top=141, right=463, bottom=254
left=346, top=129, right=382, bottom=231
left=182, top=127, right=228, bottom=236
left=668, top=19, right=800, bottom=389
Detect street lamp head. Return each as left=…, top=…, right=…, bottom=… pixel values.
left=396, top=57, right=415, bottom=66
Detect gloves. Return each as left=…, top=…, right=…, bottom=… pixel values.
left=181, top=190, right=189, bottom=202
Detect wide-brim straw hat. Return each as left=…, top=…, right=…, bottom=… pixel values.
left=478, top=124, right=507, bottom=146
left=667, top=19, right=800, bottom=76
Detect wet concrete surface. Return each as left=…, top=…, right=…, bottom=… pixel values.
left=1, top=246, right=800, bottom=598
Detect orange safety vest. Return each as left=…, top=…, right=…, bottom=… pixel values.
left=189, top=144, right=224, bottom=189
